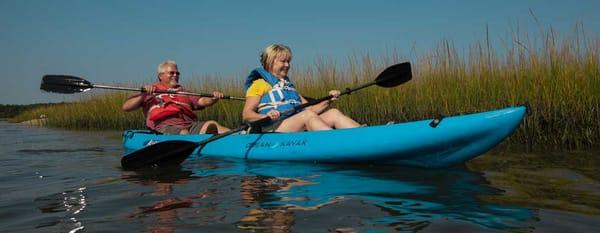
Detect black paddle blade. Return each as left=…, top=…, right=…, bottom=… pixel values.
left=121, top=140, right=199, bottom=170
left=41, top=75, right=93, bottom=93
left=375, top=62, right=412, bottom=88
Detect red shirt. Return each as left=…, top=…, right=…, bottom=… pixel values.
left=127, top=83, right=202, bottom=130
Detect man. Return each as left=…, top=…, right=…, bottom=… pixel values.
left=122, top=60, right=229, bottom=134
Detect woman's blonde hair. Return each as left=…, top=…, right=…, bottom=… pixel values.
left=260, top=44, right=292, bottom=70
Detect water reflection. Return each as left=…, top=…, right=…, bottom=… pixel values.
left=121, top=167, right=213, bottom=233
left=190, top=159, right=534, bottom=232
left=237, top=176, right=317, bottom=232
left=34, top=186, right=87, bottom=233
left=120, top=159, right=534, bottom=232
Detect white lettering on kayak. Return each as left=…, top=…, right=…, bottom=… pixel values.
left=145, top=140, right=160, bottom=146
left=246, top=139, right=307, bottom=149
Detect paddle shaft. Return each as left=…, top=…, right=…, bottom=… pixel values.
left=299, top=80, right=375, bottom=109
left=40, top=74, right=245, bottom=100
left=196, top=124, right=251, bottom=146
left=92, top=84, right=245, bottom=100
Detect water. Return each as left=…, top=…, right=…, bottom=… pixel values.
left=1, top=121, right=599, bottom=232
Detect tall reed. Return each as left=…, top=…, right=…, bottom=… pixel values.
left=14, top=24, right=599, bottom=149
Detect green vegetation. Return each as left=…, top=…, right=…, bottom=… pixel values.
left=11, top=24, right=599, bottom=149
left=0, top=103, right=62, bottom=119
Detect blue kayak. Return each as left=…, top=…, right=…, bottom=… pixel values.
left=122, top=106, right=526, bottom=168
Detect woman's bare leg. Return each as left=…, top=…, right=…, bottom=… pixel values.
left=318, top=108, right=361, bottom=129
left=276, top=110, right=332, bottom=132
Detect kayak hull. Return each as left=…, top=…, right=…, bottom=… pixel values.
left=123, top=106, right=526, bottom=168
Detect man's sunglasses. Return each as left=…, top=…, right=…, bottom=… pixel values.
left=161, top=71, right=181, bottom=76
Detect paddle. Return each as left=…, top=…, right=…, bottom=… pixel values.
left=40, top=74, right=245, bottom=100
left=120, top=62, right=412, bottom=170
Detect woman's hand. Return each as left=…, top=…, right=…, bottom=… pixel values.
left=265, top=110, right=281, bottom=120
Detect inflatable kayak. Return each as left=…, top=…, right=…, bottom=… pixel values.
left=122, top=106, right=526, bottom=168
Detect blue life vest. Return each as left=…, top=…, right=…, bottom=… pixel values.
left=244, top=68, right=302, bottom=120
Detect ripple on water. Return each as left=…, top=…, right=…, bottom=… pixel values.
left=33, top=187, right=88, bottom=232
left=17, top=147, right=105, bottom=154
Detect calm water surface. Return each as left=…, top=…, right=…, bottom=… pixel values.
left=1, top=121, right=598, bottom=232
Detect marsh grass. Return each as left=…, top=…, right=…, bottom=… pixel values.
left=11, top=92, right=145, bottom=130
left=14, top=24, right=599, bottom=149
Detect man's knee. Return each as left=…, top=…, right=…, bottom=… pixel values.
left=203, top=121, right=219, bottom=135
left=204, top=120, right=218, bottom=126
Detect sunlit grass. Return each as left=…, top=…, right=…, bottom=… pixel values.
left=13, top=24, right=599, bottom=149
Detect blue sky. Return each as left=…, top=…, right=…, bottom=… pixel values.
left=1, top=0, right=599, bottom=104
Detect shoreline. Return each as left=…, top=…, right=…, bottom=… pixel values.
left=18, top=118, right=48, bottom=126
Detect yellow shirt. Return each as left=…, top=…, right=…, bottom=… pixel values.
left=245, top=79, right=272, bottom=97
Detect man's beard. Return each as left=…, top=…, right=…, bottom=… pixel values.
left=169, top=80, right=179, bottom=88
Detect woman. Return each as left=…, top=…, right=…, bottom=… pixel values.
left=242, top=44, right=361, bottom=132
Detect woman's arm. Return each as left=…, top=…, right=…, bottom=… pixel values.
left=242, top=96, right=268, bottom=122
left=303, top=95, right=330, bottom=114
